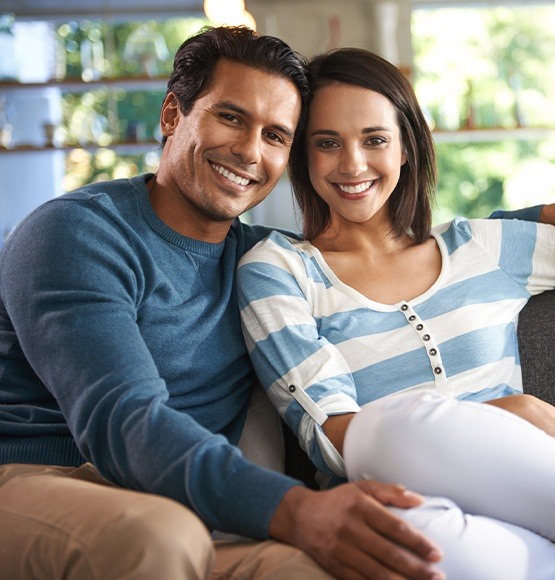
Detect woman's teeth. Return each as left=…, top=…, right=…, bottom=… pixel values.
left=212, top=163, right=251, bottom=186
left=337, top=181, right=373, bottom=194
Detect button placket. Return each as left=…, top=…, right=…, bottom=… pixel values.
left=398, top=302, right=448, bottom=391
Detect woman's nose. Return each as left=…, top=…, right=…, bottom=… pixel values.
left=339, top=146, right=367, bottom=176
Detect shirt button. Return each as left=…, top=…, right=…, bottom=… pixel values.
left=408, top=315, right=416, bottom=321
left=416, top=324, right=424, bottom=331
left=423, top=334, right=430, bottom=341
left=401, top=304, right=408, bottom=311
left=434, top=367, right=442, bottom=375
left=429, top=348, right=437, bottom=356
left=288, top=385, right=296, bottom=393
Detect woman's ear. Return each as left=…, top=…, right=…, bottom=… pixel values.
left=160, top=92, right=180, bottom=138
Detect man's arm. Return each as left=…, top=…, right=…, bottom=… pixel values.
left=270, top=483, right=444, bottom=580
left=0, top=198, right=301, bottom=539
left=490, top=203, right=555, bottom=224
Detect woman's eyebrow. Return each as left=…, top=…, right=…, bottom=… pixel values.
left=309, top=126, right=392, bottom=137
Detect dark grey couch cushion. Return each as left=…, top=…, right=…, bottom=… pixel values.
left=518, top=290, right=555, bottom=406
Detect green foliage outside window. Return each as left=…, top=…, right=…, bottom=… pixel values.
left=412, top=5, right=555, bottom=222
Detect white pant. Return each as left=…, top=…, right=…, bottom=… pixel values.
left=344, top=391, right=555, bottom=579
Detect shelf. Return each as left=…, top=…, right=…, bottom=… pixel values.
left=0, top=140, right=161, bottom=154
left=3, top=128, right=553, bottom=156
left=0, top=75, right=168, bottom=92
left=432, top=127, right=555, bottom=143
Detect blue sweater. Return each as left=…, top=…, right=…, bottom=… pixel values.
left=0, top=174, right=299, bottom=539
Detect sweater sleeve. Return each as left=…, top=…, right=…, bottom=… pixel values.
left=488, top=205, right=543, bottom=222
left=0, top=198, right=300, bottom=539
left=237, top=233, right=360, bottom=478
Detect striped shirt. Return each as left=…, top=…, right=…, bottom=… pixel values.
left=237, top=218, right=555, bottom=478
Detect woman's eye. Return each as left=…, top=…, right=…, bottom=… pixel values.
left=366, top=137, right=386, bottom=146
left=316, top=139, right=338, bottom=149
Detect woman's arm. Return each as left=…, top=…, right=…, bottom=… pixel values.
left=485, top=394, right=555, bottom=437
left=237, top=233, right=361, bottom=478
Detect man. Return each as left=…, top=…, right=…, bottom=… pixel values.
left=0, top=25, right=446, bottom=580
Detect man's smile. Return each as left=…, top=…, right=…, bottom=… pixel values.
left=210, top=162, right=256, bottom=187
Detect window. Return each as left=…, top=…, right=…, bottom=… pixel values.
left=411, top=2, right=555, bottom=221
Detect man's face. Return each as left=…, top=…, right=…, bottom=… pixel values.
left=156, top=58, right=302, bottom=241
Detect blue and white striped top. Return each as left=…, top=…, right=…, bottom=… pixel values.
left=237, top=218, right=555, bottom=478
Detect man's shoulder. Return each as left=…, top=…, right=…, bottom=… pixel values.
left=6, top=175, right=148, bottom=256
left=62, top=174, right=147, bottom=204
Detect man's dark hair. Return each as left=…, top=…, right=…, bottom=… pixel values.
left=289, top=48, right=436, bottom=243
left=162, top=25, right=309, bottom=144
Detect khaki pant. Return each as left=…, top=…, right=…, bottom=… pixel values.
left=0, top=463, right=331, bottom=579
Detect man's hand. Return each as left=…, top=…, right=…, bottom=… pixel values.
left=269, top=481, right=444, bottom=579
left=540, top=203, right=555, bottom=225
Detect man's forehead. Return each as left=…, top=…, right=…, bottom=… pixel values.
left=199, top=59, right=301, bottom=127
left=207, top=58, right=298, bottom=97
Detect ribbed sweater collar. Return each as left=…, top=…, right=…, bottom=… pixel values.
left=132, top=174, right=228, bottom=258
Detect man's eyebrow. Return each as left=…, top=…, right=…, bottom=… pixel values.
left=215, top=100, right=295, bottom=140
left=215, top=100, right=248, bottom=116
left=309, top=126, right=392, bottom=137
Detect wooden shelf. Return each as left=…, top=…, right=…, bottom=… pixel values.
left=0, top=140, right=161, bottom=154
left=0, top=76, right=168, bottom=92
left=2, top=127, right=553, bottom=156
left=432, top=127, right=555, bottom=143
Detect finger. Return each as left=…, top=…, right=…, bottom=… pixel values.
left=355, top=480, right=425, bottom=508
left=358, top=493, right=443, bottom=564
left=356, top=524, right=444, bottom=580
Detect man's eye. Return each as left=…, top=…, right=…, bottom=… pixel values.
left=221, top=113, right=239, bottom=123
left=265, top=131, right=284, bottom=144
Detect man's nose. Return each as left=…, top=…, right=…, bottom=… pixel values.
left=230, top=130, right=262, bottom=165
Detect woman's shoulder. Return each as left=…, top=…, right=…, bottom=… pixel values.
left=239, top=230, right=313, bottom=266
left=432, top=216, right=501, bottom=241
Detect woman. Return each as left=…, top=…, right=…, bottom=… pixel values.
left=237, top=47, right=555, bottom=576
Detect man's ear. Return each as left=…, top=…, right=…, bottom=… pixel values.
left=160, top=92, right=180, bottom=137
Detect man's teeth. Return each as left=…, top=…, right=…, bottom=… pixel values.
left=337, top=181, right=373, bottom=194
left=212, top=163, right=250, bottom=186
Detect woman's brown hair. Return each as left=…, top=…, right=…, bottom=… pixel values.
left=289, top=48, right=436, bottom=243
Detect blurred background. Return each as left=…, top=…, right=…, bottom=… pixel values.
left=0, top=0, right=554, bottom=241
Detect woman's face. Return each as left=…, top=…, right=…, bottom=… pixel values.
left=306, top=82, right=406, bottom=228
